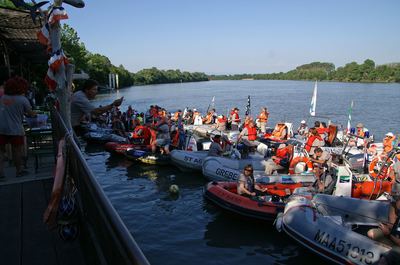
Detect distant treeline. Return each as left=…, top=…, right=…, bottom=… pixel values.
left=209, top=60, right=400, bottom=83
left=61, top=24, right=208, bottom=88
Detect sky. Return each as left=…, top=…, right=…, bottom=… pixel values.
left=65, top=0, right=400, bottom=74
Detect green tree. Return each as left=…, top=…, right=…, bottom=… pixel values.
left=61, top=24, right=88, bottom=71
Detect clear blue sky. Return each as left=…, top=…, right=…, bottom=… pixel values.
left=66, top=0, right=400, bottom=74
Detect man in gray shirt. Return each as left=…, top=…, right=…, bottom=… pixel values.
left=0, top=76, right=36, bottom=178
left=208, top=135, right=223, bottom=157
left=71, top=79, right=123, bottom=135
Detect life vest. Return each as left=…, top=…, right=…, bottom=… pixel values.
left=204, top=113, right=213, bottom=124
left=231, top=113, right=240, bottom=123
left=258, top=112, right=269, bottom=123
left=131, top=125, right=151, bottom=145
left=289, top=157, right=313, bottom=174
left=272, top=124, right=286, bottom=138
left=273, top=147, right=290, bottom=166
left=218, top=117, right=227, bottom=123
left=247, top=127, right=257, bottom=141
left=383, top=136, right=395, bottom=154
left=369, top=155, right=392, bottom=180
left=357, top=129, right=365, bottom=138
left=173, top=112, right=180, bottom=121
left=305, top=135, right=323, bottom=152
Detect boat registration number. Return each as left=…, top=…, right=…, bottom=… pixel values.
left=215, top=168, right=239, bottom=180
left=184, top=156, right=202, bottom=164
left=314, top=229, right=375, bottom=264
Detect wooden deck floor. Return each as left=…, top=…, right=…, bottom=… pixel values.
left=0, top=156, right=86, bottom=265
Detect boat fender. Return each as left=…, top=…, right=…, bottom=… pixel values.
left=369, top=155, right=391, bottom=179
left=274, top=212, right=284, bottom=232
left=289, top=157, right=313, bottom=175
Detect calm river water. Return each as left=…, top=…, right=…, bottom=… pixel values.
left=87, top=80, right=399, bottom=265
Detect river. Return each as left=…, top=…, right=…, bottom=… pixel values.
left=87, top=80, right=399, bottom=265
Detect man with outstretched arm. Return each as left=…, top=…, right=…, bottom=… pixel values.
left=71, top=79, right=123, bottom=135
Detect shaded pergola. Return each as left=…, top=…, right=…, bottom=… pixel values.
left=0, top=7, right=48, bottom=81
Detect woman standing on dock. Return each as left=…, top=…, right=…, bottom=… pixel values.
left=0, top=76, right=36, bottom=178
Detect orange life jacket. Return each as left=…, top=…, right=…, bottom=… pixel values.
left=258, top=112, right=269, bottom=123
left=305, top=135, right=323, bottom=152
left=273, top=147, right=289, bottom=166
left=272, top=124, right=286, bottom=138
left=218, top=117, right=227, bottom=123
left=204, top=113, right=213, bottom=124
left=173, top=112, right=180, bottom=121
left=247, top=127, right=257, bottom=141
left=383, top=136, right=395, bottom=154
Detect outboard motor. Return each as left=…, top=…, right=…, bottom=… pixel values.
left=345, top=153, right=366, bottom=173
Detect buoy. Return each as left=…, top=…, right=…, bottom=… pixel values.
left=169, top=184, right=179, bottom=194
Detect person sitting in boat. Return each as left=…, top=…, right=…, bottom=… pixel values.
left=383, top=132, right=396, bottom=155
left=171, top=109, right=182, bottom=122
left=230, top=108, right=240, bottom=131
left=367, top=196, right=400, bottom=251
left=257, top=107, right=269, bottom=133
left=305, top=127, right=325, bottom=155
left=215, top=115, right=227, bottom=131
left=111, top=115, right=126, bottom=137
left=238, top=120, right=259, bottom=148
left=207, top=135, right=224, bottom=157
left=183, top=109, right=193, bottom=125
left=296, top=120, right=309, bottom=140
left=71, top=79, right=124, bottom=136
left=130, top=122, right=152, bottom=145
left=203, top=109, right=215, bottom=124
left=266, top=121, right=287, bottom=141
left=349, top=123, right=370, bottom=147
left=309, top=147, right=332, bottom=179
left=237, top=165, right=267, bottom=197
left=264, top=144, right=291, bottom=175
left=151, top=115, right=170, bottom=155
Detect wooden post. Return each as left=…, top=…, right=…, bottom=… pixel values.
left=1, top=40, right=11, bottom=78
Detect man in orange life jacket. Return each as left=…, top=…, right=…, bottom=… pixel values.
left=238, top=120, right=259, bottom=148
left=383, top=132, right=396, bottom=155
left=264, top=144, right=290, bottom=175
left=269, top=121, right=287, bottom=140
left=257, top=107, right=269, bottom=133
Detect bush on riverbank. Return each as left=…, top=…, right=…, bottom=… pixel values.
left=210, top=60, right=400, bottom=83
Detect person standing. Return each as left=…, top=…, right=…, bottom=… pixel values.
left=230, top=107, right=240, bottom=131
left=257, top=107, right=269, bottom=133
left=71, top=79, right=123, bottom=135
left=0, top=76, right=36, bottom=178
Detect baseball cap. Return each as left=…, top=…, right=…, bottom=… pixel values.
left=385, top=132, right=394, bottom=137
left=301, top=120, right=306, bottom=124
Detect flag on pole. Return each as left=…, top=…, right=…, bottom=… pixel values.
left=245, top=95, right=251, bottom=116
left=309, top=81, right=317, bottom=116
left=347, top=100, right=354, bottom=133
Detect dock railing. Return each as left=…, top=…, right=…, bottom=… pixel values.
left=51, top=109, right=150, bottom=265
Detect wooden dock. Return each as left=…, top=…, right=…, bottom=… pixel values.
left=0, top=156, right=86, bottom=265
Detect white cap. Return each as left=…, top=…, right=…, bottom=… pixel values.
left=301, top=120, right=306, bottom=124
left=193, top=108, right=197, bottom=111
left=385, top=132, right=394, bottom=137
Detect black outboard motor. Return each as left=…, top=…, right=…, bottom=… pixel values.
left=345, top=153, right=366, bottom=173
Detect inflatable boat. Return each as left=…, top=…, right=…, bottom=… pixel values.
left=204, top=181, right=311, bottom=221
left=275, top=194, right=392, bottom=265
left=170, top=150, right=208, bottom=172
